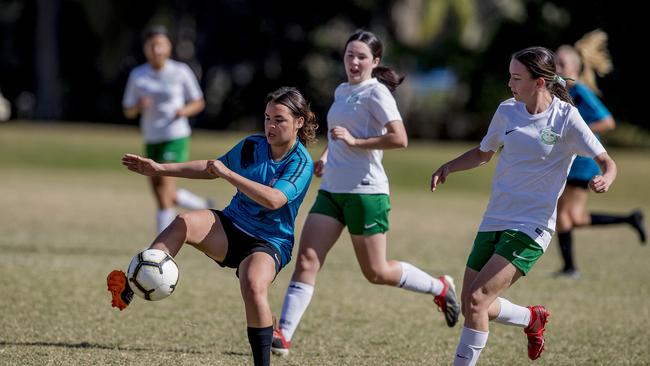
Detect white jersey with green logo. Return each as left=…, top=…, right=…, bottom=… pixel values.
left=321, top=78, right=402, bottom=194
left=123, top=60, right=203, bottom=143
left=478, top=97, right=605, bottom=250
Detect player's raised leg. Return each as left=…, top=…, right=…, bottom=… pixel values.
left=351, top=232, right=460, bottom=327
left=107, top=209, right=228, bottom=310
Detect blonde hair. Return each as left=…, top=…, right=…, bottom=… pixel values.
left=574, top=29, right=613, bottom=95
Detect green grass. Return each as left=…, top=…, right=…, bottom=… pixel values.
left=1, top=121, right=649, bottom=365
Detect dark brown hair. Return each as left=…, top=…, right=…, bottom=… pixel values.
left=344, top=30, right=404, bottom=92
left=266, top=87, right=318, bottom=146
left=141, top=25, right=170, bottom=43
left=512, top=47, right=573, bottom=105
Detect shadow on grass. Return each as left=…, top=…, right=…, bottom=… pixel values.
left=222, top=351, right=249, bottom=356
left=0, top=340, right=206, bottom=354
left=0, top=244, right=128, bottom=256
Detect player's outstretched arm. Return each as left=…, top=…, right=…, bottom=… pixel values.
left=207, top=159, right=287, bottom=210
left=121, top=154, right=216, bottom=179
left=431, top=146, right=494, bottom=191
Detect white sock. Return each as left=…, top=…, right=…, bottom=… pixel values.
left=494, top=297, right=531, bottom=327
left=279, top=281, right=314, bottom=341
left=156, top=208, right=176, bottom=234
left=453, top=327, right=489, bottom=366
left=397, top=262, right=444, bottom=295
left=176, top=188, right=210, bottom=209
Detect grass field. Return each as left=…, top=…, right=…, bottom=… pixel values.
left=1, top=121, right=649, bottom=365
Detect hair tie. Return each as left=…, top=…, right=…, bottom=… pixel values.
left=554, top=74, right=567, bottom=88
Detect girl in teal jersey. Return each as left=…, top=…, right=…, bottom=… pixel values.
left=554, top=30, right=646, bottom=278
left=108, top=87, right=317, bottom=366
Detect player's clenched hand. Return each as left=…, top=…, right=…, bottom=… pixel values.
left=313, top=159, right=325, bottom=177
left=137, top=96, right=153, bottom=110
left=589, top=174, right=612, bottom=193
left=122, top=154, right=161, bottom=176
left=431, top=165, right=450, bottom=192
left=206, top=159, right=230, bottom=179
left=330, top=126, right=357, bottom=147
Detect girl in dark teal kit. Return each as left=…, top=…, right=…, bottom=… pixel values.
left=554, top=30, right=646, bottom=278
left=108, top=87, right=317, bottom=366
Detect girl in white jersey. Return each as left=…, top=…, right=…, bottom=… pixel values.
left=123, top=26, right=211, bottom=233
left=272, top=30, right=460, bottom=356
left=431, top=47, right=617, bottom=365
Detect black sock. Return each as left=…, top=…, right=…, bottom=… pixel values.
left=558, top=231, right=575, bottom=271
left=590, top=213, right=630, bottom=226
left=247, top=326, right=272, bottom=366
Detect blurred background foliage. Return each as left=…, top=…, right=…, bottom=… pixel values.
left=0, top=0, right=647, bottom=145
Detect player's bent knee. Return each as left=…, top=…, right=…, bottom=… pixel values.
left=240, top=278, right=268, bottom=302
left=571, top=213, right=589, bottom=227
left=466, top=290, right=489, bottom=315
left=174, top=212, right=207, bottom=241
left=295, top=252, right=321, bottom=275
left=174, top=212, right=193, bottom=226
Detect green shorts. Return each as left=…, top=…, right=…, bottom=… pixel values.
left=467, top=230, right=544, bottom=275
left=309, top=190, right=390, bottom=235
left=145, top=137, right=190, bottom=163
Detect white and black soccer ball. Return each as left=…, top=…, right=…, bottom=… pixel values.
left=127, top=248, right=179, bottom=301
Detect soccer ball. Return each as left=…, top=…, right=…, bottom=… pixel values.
left=127, top=248, right=179, bottom=301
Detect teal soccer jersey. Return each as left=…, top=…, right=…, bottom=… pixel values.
left=218, top=135, right=313, bottom=268
left=567, top=83, right=611, bottom=181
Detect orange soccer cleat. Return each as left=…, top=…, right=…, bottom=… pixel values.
left=271, top=318, right=292, bottom=356
left=106, top=270, right=133, bottom=311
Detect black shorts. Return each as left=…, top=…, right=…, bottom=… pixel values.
left=212, top=210, right=281, bottom=276
left=566, top=179, right=589, bottom=189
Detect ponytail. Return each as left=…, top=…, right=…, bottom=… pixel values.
left=574, top=29, right=613, bottom=96
left=372, top=66, right=405, bottom=92
left=548, top=80, right=574, bottom=106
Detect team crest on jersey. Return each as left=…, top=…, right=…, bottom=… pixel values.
left=162, top=77, right=174, bottom=89
left=540, top=127, right=560, bottom=145
left=346, top=93, right=360, bottom=104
